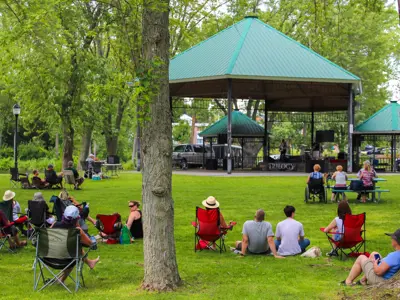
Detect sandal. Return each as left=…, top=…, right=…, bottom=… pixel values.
left=340, top=280, right=355, bottom=286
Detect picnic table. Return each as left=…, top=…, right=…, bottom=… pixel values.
left=330, top=177, right=389, bottom=203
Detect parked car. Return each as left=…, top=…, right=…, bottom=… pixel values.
left=172, top=144, right=212, bottom=169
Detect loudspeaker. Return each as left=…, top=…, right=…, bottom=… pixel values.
left=107, top=155, right=120, bottom=164
left=316, top=130, right=334, bottom=143
left=217, top=134, right=227, bottom=144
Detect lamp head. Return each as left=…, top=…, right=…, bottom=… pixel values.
left=13, top=104, right=21, bottom=116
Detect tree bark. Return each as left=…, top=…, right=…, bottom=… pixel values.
left=78, top=126, right=93, bottom=170
left=141, top=0, right=181, bottom=291
left=104, top=98, right=127, bottom=156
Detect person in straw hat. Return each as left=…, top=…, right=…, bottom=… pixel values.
left=202, top=196, right=233, bottom=229
left=0, top=190, right=27, bottom=248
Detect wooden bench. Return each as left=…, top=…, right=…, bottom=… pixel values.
left=331, top=189, right=390, bottom=203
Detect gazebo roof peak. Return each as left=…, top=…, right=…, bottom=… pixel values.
left=170, top=16, right=360, bottom=85
left=355, top=101, right=400, bottom=133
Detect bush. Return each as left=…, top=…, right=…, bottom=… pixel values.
left=0, top=146, right=14, bottom=159
left=122, top=160, right=134, bottom=170
left=0, top=158, right=63, bottom=173
left=18, top=141, right=51, bottom=160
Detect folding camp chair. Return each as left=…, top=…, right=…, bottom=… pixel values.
left=33, top=228, right=85, bottom=293
left=305, top=178, right=327, bottom=203
left=45, top=170, right=62, bottom=189
left=0, top=200, right=16, bottom=253
left=191, top=207, right=233, bottom=253
left=51, top=195, right=88, bottom=229
left=321, top=213, right=366, bottom=259
left=63, top=170, right=76, bottom=190
left=27, top=200, right=50, bottom=243
left=95, top=214, right=122, bottom=244
left=10, top=168, right=28, bottom=189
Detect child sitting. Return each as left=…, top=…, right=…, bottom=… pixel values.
left=331, top=165, right=348, bottom=202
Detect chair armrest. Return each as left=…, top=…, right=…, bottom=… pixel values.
left=191, top=222, right=197, bottom=227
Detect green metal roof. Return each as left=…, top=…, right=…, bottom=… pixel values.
left=355, top=101, right=400, bottom=133
left=170, top=16, right=360, bottom=84
left=199, top=110, right=267, bottom=137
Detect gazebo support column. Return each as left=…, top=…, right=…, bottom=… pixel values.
left=263, top=102, right=268, bottom=170
left=227, top=79, right=233, bottom=174
left=394, top=135, right=397, bottom=172
left=311, top=111, right=314, bottom=146
left=347, top=87, right=354, bottom=173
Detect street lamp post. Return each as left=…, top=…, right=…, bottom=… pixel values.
left=13, top=104, right=21, bottom=170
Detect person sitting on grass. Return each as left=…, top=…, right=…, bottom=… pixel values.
left=234, top=209, right=283, bottom=258
left=127, top=201, right=143, bottom=239
left=32, top=170, right=49, bottom=189
left=51, top=205, right=100, bottom=283
left=65, top=161, right=85, bottom=190
left=45, top=164, right=63, bottom=188
left=343, top=229, right=400, bottom=286
left=324, top=200, right=352, bottom=257
left=274, top=205, right=310, bottom=256
left=359, top=160, right=376, bottom=203
left=330, top=165, right=348, bottom=202
left=1, top=191, right=27, bottom=248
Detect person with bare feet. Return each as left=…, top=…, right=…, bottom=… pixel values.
left=342, top=229, right=400, bottom=286
left=51, top=205, right=100, bottom=282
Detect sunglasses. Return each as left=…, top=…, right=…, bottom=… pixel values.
left=129, top=205, right=135, bottom=208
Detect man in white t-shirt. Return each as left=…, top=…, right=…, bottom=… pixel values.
left=274, top=205, right=310, bottom=256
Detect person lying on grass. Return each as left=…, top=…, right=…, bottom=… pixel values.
left=343, top=229, right=400, bottom=286
left=234, top=209, right=283, bottom=258
left=274, top=205, right=310, bottom=256
left=51, top=205, right=99, bottom=283
left=324, top=200, right=352, bottom=257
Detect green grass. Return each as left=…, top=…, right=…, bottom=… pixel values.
left=1, top=173, right=399, bottom=299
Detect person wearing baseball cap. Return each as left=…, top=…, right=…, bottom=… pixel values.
left=51, top=205, right=100, bottom=282
left=343, top=229, right=400, bottom=286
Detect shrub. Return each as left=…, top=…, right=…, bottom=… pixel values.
left=18, top=141, right=50, bottom=160
left=0, top=146, right=14, bottom=159
left=122, top=160, right=134, bottom=170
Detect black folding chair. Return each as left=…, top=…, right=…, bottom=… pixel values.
left=27, top=200, right=50, bottom=243
left=10, top=168, right=28, bottom=189
left=33, top=228, right=86, bottom=293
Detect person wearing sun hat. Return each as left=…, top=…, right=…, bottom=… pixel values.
left=0, top=190, right=27, bottom=248
left=2, top=190, right=28, bottom=236
left=343, top=229, right=400, bottom=286
left=202, top=196, right=229, bottom=228
left=51, top=205, right=100, bottom=282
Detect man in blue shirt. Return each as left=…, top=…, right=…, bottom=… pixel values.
left=343, top=229, right=400, bottom=285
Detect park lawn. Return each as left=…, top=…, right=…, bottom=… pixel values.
left=0, top=173, right=399, bottom=300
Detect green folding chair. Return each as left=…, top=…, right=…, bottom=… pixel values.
left=33, top=228, right=86, bottom=293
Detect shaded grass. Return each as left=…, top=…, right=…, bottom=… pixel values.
left=0, top=173, right=399, bottom=299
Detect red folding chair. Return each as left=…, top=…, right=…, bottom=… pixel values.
left=320, top=213, right=366, bottom=259
left=191, top=207, right=235, bottom=253
left=95, top=213, right=122, bottom=244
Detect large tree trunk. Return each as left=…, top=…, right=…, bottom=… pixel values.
left=78, top=126, right=93, bottom=170
left=62, top=115, right=74, bottom=169
left=141, top=0, right=181, bottom=291
left=104, top=98, right=126, bottom=156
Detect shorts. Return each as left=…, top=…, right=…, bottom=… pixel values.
left=236, top=242, right=271, bottom=255
left=2, top=225, right=18, bottom=237
left=362, top=260, right=385, bottom=285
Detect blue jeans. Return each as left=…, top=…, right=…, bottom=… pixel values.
left=274, top=239, right=311, bottom=253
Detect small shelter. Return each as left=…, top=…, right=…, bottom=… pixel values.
left=170, top=16, right=362, bottom=173
left=353, top=100, right=400, bottom=172
left=199, top=110, right=268, bottom=169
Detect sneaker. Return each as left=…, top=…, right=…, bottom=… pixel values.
left=326, top=249, right=338, bottom=257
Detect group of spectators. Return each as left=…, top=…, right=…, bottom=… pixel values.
left=203, top=196, right=400, bottom=286
left=0, top=189, right=144, bottom=282
left=31, top=162, right=84, bottom=190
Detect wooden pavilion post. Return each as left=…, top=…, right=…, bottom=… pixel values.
left=394, top=135, right=397, bottom=172
left=347, top=86, right=354, bottom=173
left=263, top=100, right=268, bottom=170
left=227, top=79, right=233, bottom=174
left=310, top=111, right=315, bottom=147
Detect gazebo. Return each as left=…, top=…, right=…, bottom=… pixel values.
left=169, top=16, right=362, bottom=173
left=199, top=110, right=268, bottom=169
left=353, top=100, right=400, bottom=172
